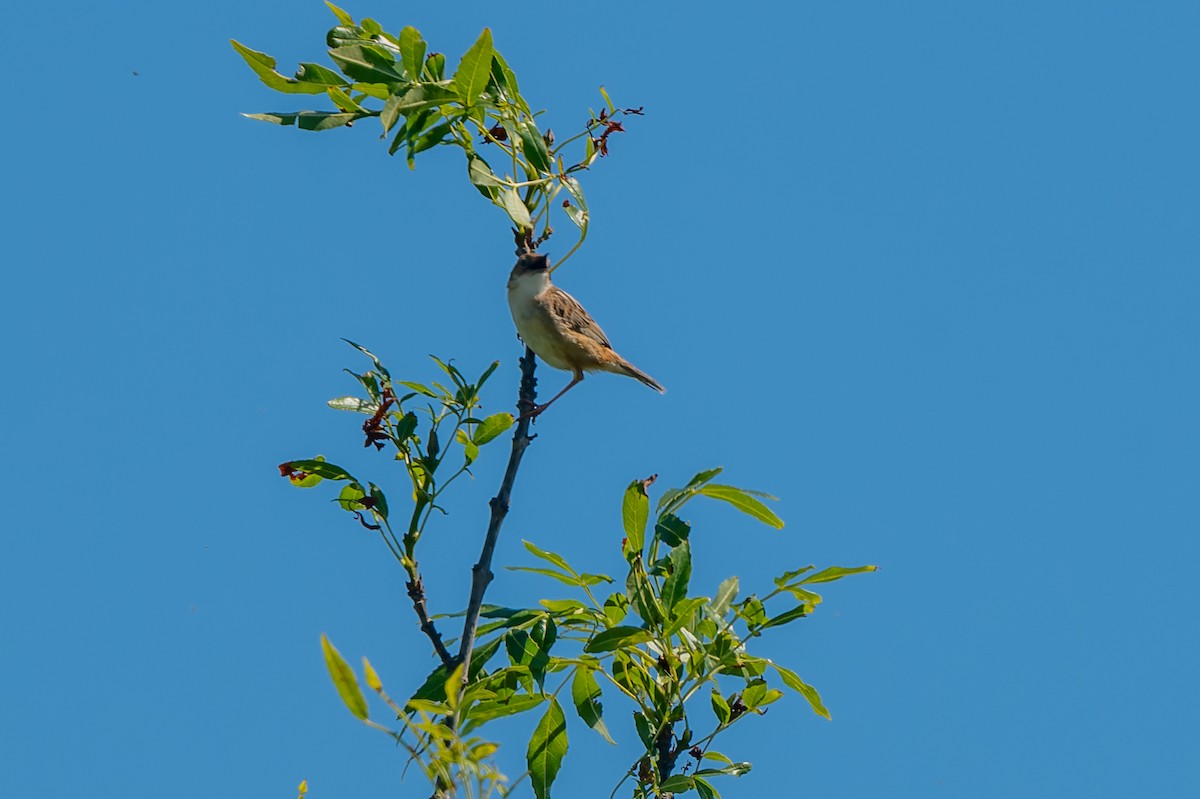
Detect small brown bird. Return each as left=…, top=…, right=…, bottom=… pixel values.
left=507, top=252, right=664, bottom=416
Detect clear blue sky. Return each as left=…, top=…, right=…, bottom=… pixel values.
left=3, top=1, right=1197, bottom=796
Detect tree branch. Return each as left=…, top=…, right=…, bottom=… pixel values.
left=405, top=565, right=455, bottom=668
left=457, top=346, right=539, bottom=676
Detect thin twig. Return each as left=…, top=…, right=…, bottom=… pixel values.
left=456, top=346, right=539, bottom=679
left=406, top=565, right=456, bottom=668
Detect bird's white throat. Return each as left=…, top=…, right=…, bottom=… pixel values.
left=507, top=269, right=551, bottom=309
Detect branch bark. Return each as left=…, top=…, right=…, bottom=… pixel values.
left=456, top=346, right=539, bottom=676
left=405, top=566, right=455, bottom=668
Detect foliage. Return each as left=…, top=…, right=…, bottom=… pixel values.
left=232, top=2, right=643, bottom=265
left=281, top=347, right=876, bottom=798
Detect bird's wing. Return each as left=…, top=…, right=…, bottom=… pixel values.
left=546, top=287, right=613, bottom=350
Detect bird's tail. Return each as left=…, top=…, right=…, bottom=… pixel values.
left=616, top=360, right=666, bottom=394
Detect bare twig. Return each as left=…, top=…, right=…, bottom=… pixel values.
left=406, top=566, right=455, bottom=668
left=456, top=346, right=539, bottom=678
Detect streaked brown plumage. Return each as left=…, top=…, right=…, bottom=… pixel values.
left=507, top=252, right=664, bottom=415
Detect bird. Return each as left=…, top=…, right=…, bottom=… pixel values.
left=507, top=251, right=664, bottom=417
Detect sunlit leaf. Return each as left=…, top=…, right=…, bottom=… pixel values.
left=453, top=28, right=494, bottom=107
left=321, top=634, right=368, bottom=720
left=712, top=576, right=739, bottom=617
left=772, top=662, right=831, bottom=719
left=327, top=396, right=377, bottom=414
left=230, top=40, right=329, bottom=95
left=571, top=667, right=616, bottom=744
left=584, top=625, right=652, bottom=653
left=473, top=413, right=514, bottom=445
left=799, top=565, right=878, bottom=584
left=622, top=479, right=650, bottom=562
left=398, top=25, right=426, bottom=79
left=660, top=540, right=692, bottom=611
left=527, top=698, right=568, bottom=799
left=698, top=484, right=784, bottom=529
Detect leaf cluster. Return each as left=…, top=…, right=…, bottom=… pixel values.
left=233, top=3, right=642, bottom=262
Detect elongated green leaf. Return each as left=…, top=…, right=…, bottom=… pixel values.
left=325, top=1, right=354, bottom=25
left=584, top=625, right=652, bottom=653
left=626, top=565, right=663, bottom=627
left=296, top=111, right=366, bottom=131
left=284, top=458, right=353, bottom=481
left=519, top=120, right=552, bottom=174
left=662, top=596, right=707, bottom=638
left=327, top=396, right=377, bottom=414
left=771, top=662, right=830, bottom=719
left=527, top=698, right=568, bottom=799
left=710, top=688, right=730, bottom=725
left=453, top=28, right=494, bottom=107
left=760, top=604, right=809, bottom=630
left=603, top=593, right=629, bottom=626
left=660, top=541, right=692, bottom=611
left=799, top=564, right=878, bottom=584
left=379, top=93, right=403, bottom=135
left=657, top=466, right=723, bottom=514
left=694, top=776, right=721, bottom=799
left=465, top=693, right=544, bottom=726
left=571, top=667, right=616, bottom=744
left=398, top=26, right=426, bottom=79
left=296, top=62, right=348, bottom=87
left=328, top=43, right=405, bottom=84
left=660, top=776, right=694, bottom=792
left=230, top=40, right=330, bottom=95
left=654, top=513, right=690, bottom=547
left=506, top=566, right=579, bottom=586
left=622, top=479, right=650, bottom=561
left=321, top=635, right=368, bottom=720
left=409, top=120, right=453, bottom=156
left=389, top=83, right=460, bottom=113
left=712, top=576, right=739, bottom=617
left=698, top=484, right=784, bottom=529
left=522, top=540, right=577, bottom=575
left=498, top=187, right=531, bottom=231
left=474, top=412, right=514, bottom=445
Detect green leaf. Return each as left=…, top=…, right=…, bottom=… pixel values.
left=657, top=466, right=723, bottom=514
left=526, top=698, right=568, bottom=799
left=571, top=667, right=616, bottom=744
left=498, top=187, right=531, bottom=231
left=519, top=120, right=552, bottom=174
left=662, top=596, right=707, bottom=638
left=760, top=604, right=809, bottom=630
left=398, top=26, right=426, bottom=78
left=285, top=458, right=354, bottom=481
left=230, top=40, right=329, bottom=95
left=698, top=484, right=784, bottom=529
left=771, top=662, right=830, bottom=719
left=388, top=83, right=460, bottom=113
left=368, top=483, right=389, bottom=520
left=522, top=540, right=577, bottom=575
left=633, top=712, right=656, bottom=749
left=465, top=693, right=545, bottom=727
left=737, top=596, right=767, bottom=629
left=327, top=44, right=405, bottom=84
left=603, top=593, right=629, bottom=626
left=710, top=688, right=730, bottom=725
left=626, top=565, right=664, bottom=627
left=379, top=92, right=404, bottom=135
left=453, top=28, right=494, bottom=108
left=424, top=52, right=446, bottom=80
left=327, top=396, right=377, bottom=414
left=654, top=513, right=690, bottom=547
left=694, top=776, right=721, bottom=799
left=621, top=479, right=650, bottom=562
left=773, top=566, right=815, bottom=586
left=800, top=565, right=879, bottom=584
left=599, top=85, right=616, bottom=113
left=584, top=625, right=652, bottom=653
left=325, top=1, right=354, bottom=25
left=396, top=380, right=437, bottom=398
left=320, top=634, right=368, bottom=720
left=712, top=576, right=739, bottom=617
left=337, top=482, right=366, bottom=512
left=296, top=62, right=348, bottom=87
left=506, top=566, right=579, bottom=587
left=409, top=120, right=453, bottom=156
left=474, top=412, right=514, bottom=445
left=660, top=541, right=692, bottom=611
left=660, top=776, right=694, bottom=792
left=287, top=111, right=364, bottom=131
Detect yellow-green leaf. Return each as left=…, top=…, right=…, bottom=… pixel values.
left=321, top=634, right=368, bottom=720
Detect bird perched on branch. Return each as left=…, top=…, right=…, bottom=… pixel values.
left=507, top=251, right=664, bottom=417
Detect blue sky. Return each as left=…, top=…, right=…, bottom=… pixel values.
left=3, top=1, right=1198, bottom=796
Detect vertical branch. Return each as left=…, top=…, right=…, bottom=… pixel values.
left=457, top=347, right=539, bottom=676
